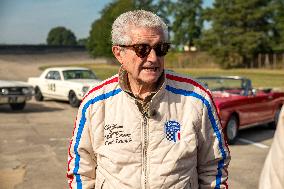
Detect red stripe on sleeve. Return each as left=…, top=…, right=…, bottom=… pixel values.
left=82, top=77, right=119, bottom=101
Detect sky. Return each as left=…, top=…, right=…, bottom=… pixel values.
left=0, top=0, right=213, bottom=44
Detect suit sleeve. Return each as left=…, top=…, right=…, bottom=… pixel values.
left=259, top=105, right=284, bottom=189
left=67, top=103, right=97, bottom=189
left=197, top=96, right=231, bottom=189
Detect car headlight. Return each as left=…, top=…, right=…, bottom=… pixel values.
left=82, top=86, right=90, bottom=93
left=1, top=88, right=9, bottom=95
left=22, top=87, right=33, bottom=95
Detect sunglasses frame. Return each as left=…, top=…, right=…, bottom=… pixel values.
left=118, top=43, right=170, bottom=58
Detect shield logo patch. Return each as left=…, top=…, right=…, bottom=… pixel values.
left=164, top=120, right=181, bottom=142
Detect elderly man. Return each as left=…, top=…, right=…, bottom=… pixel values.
left=67, top=10, right=230, bottom=189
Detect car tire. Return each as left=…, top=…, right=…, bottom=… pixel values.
left=10, top=102, right=26, bottom=110
left=35, top=87, right=44, bottom=101
left=68, top=91, right=80, bottom=107
left=269, top=107, right=281, bottom=129
left=226, top=116, right=239, bottom=144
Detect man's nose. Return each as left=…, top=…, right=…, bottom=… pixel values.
left=147, top=48, right=158, bottom=61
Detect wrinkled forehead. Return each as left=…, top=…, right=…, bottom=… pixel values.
left=126, top=25, right=167, bottom=43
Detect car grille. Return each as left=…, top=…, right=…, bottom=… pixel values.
left=1, top=87, right=24, bottom=95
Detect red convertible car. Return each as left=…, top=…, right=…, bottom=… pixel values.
left=197, top=76, right=284, bottom=144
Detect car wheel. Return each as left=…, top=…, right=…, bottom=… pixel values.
left=35, top=87, right=44, bottom=101
left=226, top=116, right=239, bottom=144
left=68, top=91, right=80, bottom=107
left=269, top=108, right=281, bottom=129
left=10, top=102, right=26, bottom=110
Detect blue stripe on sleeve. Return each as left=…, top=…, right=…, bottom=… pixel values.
left=73, top=88, right=122, bottom=189
left=165, top=85, right=226, bottom=189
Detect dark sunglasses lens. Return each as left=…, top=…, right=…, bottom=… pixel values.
left=155, top=43, right=170, bottom=57
left=133, top=44, right=151, bottom=58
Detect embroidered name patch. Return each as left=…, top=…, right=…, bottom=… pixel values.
left=104, top=124, right=132, bottom=145
left=164, top=120, right=181, bottom=142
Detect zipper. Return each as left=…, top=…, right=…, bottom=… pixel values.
left=142, top=114, right=148, bottom=189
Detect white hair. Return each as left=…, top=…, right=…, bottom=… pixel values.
left=111, top=10, right=168, bottom=45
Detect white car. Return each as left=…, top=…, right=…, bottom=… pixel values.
left=0, top=80, right=34, bottom=110
left=28, top=67, right=101, bottom=107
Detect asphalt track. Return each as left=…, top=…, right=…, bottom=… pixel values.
left=0, top=54, right=275, bottom=189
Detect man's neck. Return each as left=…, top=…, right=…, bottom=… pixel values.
left=127, top=76, right=157, bottom=100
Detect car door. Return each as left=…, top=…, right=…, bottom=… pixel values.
left=52, top=71, right=67, bottom=99
left=40, top=71, right=55, bottom=96
left=240, top=91, right=273, bottom=125
left=253, top=91, right=275, bottom=121
left=44, top=71, right=57, bottom=97
left=237, top=80, right=271, bottom=126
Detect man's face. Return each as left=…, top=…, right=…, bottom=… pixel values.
left=114, top=27, right=166, bottom=87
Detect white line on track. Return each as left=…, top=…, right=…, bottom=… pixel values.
left=238, top=138, right=270, bottom=149
left=49, top=138, right=70, bottom=141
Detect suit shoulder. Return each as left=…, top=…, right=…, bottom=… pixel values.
left=165, top=70, right=209, bottom=97
left=81, top=74, right=120, bottom=103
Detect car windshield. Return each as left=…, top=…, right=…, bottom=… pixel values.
left=197, top=77, right=247, bottom=95
left=63, top=70, right=97, bottom=80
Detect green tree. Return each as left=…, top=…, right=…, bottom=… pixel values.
left=133, top=0, right=154, bottom=10
left=134, top=0, right=173, bottom=30
left=199, top=0, right=276, bottom=68
left=271, top=0, right=284, bottom=51
left=87, top=0, right=171, bottom=58
left=47, top=26, right=77, bottom=45
left=171, top=0, right=203, bottom=48
left=77, top=38, right=88, bottom=46
left=87, top=0, right=135, bottom=57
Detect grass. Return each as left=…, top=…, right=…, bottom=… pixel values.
left=174, top=68, right=284, bottom=89
left=39, top=63, right=284, bottom=90
left=83, top=63, right=120, bottom=80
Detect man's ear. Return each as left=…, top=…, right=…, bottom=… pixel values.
left=112, top=46, right=123, bottom=65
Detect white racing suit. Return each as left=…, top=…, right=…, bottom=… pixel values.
left=67, top=70, right=230, bottom=189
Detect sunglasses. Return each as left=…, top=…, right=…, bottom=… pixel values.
left=119, top=43, right=170, bottom=58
